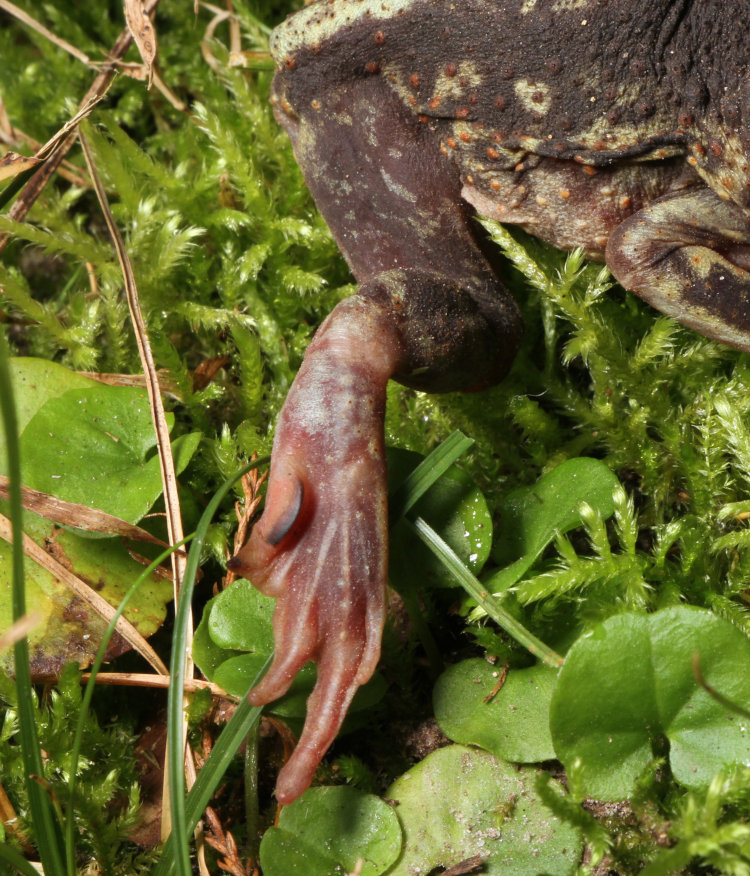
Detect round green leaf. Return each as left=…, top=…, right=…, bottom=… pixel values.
left=259, top=786, right=402, bottom=876
left=550, top=606, right=750, bottom=800
left=388, top=448, right=492, bottom=591
left=489, top=457, right=620, bottom=589
left=193, top=580, right=275, bottom=687
left=0, top=358, right=93, bottom=475
left=194, top=579, right=386, bottom=716
left=386, top=745, right=581, bottom=875
left=192, top=603, right=239, bottom=680
left=208, top=577, right=275, bottom=653
left=434, top=659, right=557, bottom=762
left=19, top=384, right=199, bottom=524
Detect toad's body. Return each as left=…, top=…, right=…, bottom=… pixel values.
left=230, top=0, right=750, bottom=802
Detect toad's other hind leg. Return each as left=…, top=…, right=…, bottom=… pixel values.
left=229, top=77, right=521, bottom=804
left=606, top=187, right=750, bottom=351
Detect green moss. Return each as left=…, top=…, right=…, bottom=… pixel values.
left=0, top=665, right=155, bottom=874
left=3, top=1, right=750, bottom=872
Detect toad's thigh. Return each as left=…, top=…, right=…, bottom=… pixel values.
left=462, top=157, right=699, bottom=259
left=606, top=186, right=750, bottom=351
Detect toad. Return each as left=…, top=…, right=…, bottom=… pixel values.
left=228, top=0, right=750, bottom=803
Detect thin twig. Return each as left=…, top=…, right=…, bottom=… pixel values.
left=0, top=122, right=92, bottom=189
left=0, top=0, right=93, bottom=67
left=693, top=652, right=750, bottom=719
left=81, top=672, right=231, bottom=698
left=74, top=368, right=180, bottom=396
left=78, top=132, right=188, bottom=624
left=0, top=0, right=163, bottom=254
left=481, top=663, right=509, bottom=703
left=78, top=129, right=195, bottom=840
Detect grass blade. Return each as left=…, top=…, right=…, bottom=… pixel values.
left=153, top=660, right=269, bottom=876
left=406, top=516, right=563, bottom=667
left=0, top=334, right=66, bottom=874
left=65, top=536, right=193, bottom=876
left=0, top=841, right=45, bottom=876
left=388, top=429, right=474, bottom=520
left=166, top=459, right=267, bottom=876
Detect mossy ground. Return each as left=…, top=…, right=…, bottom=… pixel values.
left=1, top=1, right=750, bottom=872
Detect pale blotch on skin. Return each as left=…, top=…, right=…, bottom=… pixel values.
left=552, top=0, right=591, bottom=10
left=270, top=0, right=416, bottom=61
left=514, top=79, right=553, bottom=116
left=519, top=0, right=538, bottom=13
left=432, top=61, right=482, bottom=104
left=692, top=133, right=747, bottom=202
left=380, top=169, right=419, bottom=203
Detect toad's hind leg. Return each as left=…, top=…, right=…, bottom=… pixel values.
left=229, top=76, right=521, bottom=803
left=606, top=186, right=750, bottom=351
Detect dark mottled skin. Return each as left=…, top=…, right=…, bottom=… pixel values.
left=229, top=0, right=750, bottom=803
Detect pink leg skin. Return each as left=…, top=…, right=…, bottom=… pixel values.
left=229, top=295, right=404, bottom=805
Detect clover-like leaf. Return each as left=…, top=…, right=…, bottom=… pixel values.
left=386, top=745, right=581, bottom=875
left=194, top=579, right=386, bottom=716
left=259, top=786, right=402, bottom=876
left=550, top=606, right=750, bottom=800
left=489, top=457, right=620, bottom=591
left=434, top=659, right=557, bottom=762
left=20, top=384, right=200, bottom=524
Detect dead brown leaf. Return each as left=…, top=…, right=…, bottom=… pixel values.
left=0, top=150, right=40, bottom=182
left=0, top=511, right=167, bottom=675
left=192, top=355, right=229, bottom=392
left=130, top=713, right=167, bottom=848
left=440, top=856, right=486, bottom=876
left=124, top=0, right=158, bottom=88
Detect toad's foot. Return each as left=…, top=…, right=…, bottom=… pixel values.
left=606, top=186, right=750, bottom=352
left=228, top=295, right=404, bottom=804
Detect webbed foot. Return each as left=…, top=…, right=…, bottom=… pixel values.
left=229, top=295, right=403, bottom=804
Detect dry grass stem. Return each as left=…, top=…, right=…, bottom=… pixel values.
left=78, top=129, right=196, bottom=838
left=0, top=611, right=43, bottom=655
left=0, top=0, right=93, bottom=67
left=80, top=672, right=231, bottom=697
left=75, top=369, right=180, bottom=397
left=0, top=0, right=163, bottom=254
left=0, top=120, right=90, bottom=188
